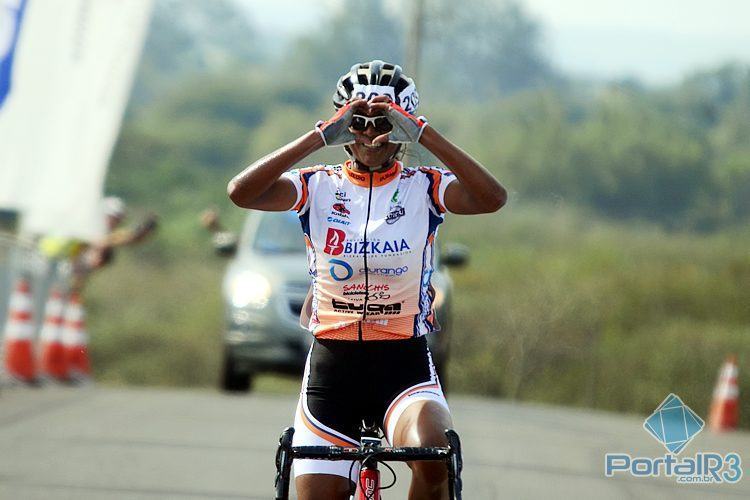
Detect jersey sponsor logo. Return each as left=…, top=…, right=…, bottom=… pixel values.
left=400, top=168, right=417, bottom=179
left=324, top=227, right=346, bottom=255
left=343, top=283, right=390, bottom=292
left=335, top=189, right=350, bottom=202
left=342, top=283, right=391, bottom=300
left=331, top=299, right=402, bottom=315
left=332, top=202, right=350, bottom=215
left=343, top=238, right=410, bottom=255
left=326, top=216, right=350, bottom=226
left=379, top=166, right=400, bottom=183
left=386, top=205, right=405, bottom=224
left=347, top=169, right=368, bottom=183
left=328, top=259, right=354, bottom=281
left=360, top=265, right=409, bottom=276
left=329, top=259, right=353, bottom=281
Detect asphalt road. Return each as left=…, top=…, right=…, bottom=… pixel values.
left=0, top=386, right=748, bottom=499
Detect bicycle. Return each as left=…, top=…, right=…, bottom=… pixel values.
left=274, top=420, right=463, bottom=499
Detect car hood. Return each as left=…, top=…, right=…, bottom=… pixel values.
left=223, top=252, right=310, bottom=297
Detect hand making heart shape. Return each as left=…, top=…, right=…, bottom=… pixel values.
left=315, top=97, right=428, bottom=147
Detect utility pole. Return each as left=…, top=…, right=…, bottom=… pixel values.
left=406, top=0, right=425, bottom=83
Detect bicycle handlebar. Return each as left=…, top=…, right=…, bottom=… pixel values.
left=290, top=444, right=452, bottom=461
left=274, top=427, right=463, bottom=499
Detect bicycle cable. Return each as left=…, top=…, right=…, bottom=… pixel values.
left=353, top=452, right=397, bottom=500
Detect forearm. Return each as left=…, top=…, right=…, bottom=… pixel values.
left=419, top=126, right=507, bottom=211
left=228, top=130, right=323, bottom=206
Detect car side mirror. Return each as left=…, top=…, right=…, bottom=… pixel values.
left=213, top=232, right=238, bottom=258
left=441, top=243, right=469, bottom=268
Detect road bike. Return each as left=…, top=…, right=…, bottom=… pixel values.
left=274, top=421, right=463, bottom=499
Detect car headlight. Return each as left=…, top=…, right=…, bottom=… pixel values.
left=229, top=271, right=271, bottom=309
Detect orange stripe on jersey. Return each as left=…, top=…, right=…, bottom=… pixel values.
left=419, top=167, right=446, bottom=214
left=315, top=316, right=416, bottom=340
left=299, top=404, right=355, bottom=447
left=293, top=165, right=328, bottom=211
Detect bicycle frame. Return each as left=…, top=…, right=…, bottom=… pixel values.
left=274, top=426, right=463, bottom=499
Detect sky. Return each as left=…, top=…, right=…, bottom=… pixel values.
left=239, top=0, right=750, bottom=85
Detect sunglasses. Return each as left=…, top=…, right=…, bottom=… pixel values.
left=350, top=114, right=393, bottom=133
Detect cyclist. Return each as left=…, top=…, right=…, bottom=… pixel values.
left=228, top=60, right=506, bottom=499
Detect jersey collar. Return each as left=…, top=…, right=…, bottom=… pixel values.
left=344, top=160, right=402, bottom=188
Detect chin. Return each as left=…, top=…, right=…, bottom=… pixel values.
left=352, top=146, right=398, bottom=168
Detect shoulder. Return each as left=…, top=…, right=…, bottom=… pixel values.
left=294, top=164, right=343, bottom=180
left=409, top=166, right=456, bottom=184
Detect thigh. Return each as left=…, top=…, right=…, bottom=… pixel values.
left=379, top=338, right=450, bottom=445
left=295, top=473, right=352, bottom=500
left=292, top=341, right=361, bottom=483
left=390, top=399, right=453, bottom=449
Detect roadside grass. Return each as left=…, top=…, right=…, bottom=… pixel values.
left=84, top=202, right=750, bottom=426
left=442, top=202, right=750, bottom=425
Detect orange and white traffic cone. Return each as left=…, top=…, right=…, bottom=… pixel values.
left=708, top=355, right=740, bottom=432
left=2, top=276, right=37, bottom=383
left=61, top=292, right=91, bottom=383
left=38, top=287, right=68, bottom=381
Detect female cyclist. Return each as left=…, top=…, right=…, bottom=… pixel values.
left=228, top=60, right=506, bottom=500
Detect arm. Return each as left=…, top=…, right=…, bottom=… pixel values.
left=370, top=99, right=507, bottom=215
left=106, top=213, right=159, bottom=247
left=227, top=131, right=323, bottom=211
left=228, top=99, right=364, bottom=211
left=418, top=126, right=507, bottom=215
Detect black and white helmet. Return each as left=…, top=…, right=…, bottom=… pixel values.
left=333, top=60, right=419, bottom=114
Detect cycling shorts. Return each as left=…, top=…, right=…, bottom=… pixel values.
left=292, top=336, right=449, bottom=480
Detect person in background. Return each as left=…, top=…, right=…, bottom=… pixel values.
left=72, top=197, right=159, bottom=291
left=198, top=206, right=238, bottom=256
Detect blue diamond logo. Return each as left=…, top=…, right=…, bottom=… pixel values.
left=643, top=393, right=704, bottom=455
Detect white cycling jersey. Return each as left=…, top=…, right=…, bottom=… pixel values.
left=283, top=160, right=456, bottom=340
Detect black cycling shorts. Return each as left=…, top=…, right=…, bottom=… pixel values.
left=292, top=336, right=449, bottom=479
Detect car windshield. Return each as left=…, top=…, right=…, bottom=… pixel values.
left=252, top=211, right=305, bottom=254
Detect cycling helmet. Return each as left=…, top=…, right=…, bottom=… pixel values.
left=333, top=60, right=419, bottom=114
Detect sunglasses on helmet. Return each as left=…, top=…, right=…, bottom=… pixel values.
left=350, top=114, right=393, bottom=133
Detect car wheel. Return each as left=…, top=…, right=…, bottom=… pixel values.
left=221, top=352, right=253, bottom=393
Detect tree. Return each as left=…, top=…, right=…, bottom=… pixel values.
left=130, top=0, right=262, bottom=110
left=281, top=0, right=405, bottom=96
left=420, top=0, right=556, bottom=99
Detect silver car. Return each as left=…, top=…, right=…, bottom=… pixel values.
left=218, top=210, right=467, bottom=392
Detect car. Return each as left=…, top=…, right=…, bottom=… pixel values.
left=217, top=210, right=467, bottom=392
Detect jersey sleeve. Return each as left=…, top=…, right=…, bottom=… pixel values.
left=420, top=166, right=458, bottom=216
left=281, top=169, right=308, bottom=213
left=282, top=166, right=330, bottom=214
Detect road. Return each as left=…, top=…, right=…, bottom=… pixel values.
left=0, top=386, right=748, bottom=499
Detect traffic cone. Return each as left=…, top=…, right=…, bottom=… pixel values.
left=2, top=276, right=37, bottom=383
left=38, top=287, right=68, bottom=381
left=61, top=292, right=91, bottom=383
left=708, top=355, right=739, bottom=432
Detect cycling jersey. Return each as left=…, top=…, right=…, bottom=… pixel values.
left=283, top=160, right=456, bottom=340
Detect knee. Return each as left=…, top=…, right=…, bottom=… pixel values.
left=409, top=459, right=449, bottom=485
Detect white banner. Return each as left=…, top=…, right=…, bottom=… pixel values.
left=0, top=0, right=152, bottom=241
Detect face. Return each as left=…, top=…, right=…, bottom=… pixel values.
left=348, top=102, right=400, bottom=170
